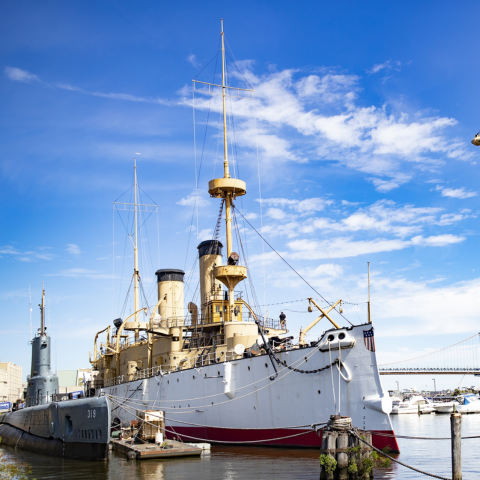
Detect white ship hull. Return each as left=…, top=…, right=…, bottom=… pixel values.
left=101, top=324, right=399, bottom=451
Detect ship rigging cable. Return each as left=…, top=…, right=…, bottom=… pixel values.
left=184, top=40, right=221, bottom=272
left=233, top=206, right=353, bottom=326
left=351, top=429, right=450, bottom=480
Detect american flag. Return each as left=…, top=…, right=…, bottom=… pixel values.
left=363, top=327, right=375, bottom=352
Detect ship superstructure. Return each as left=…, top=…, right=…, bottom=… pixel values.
left=92, top=20, right=399, bottom=452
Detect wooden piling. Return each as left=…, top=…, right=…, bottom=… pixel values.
left=347, top=433, right=361, bottom=475
left=320, top=431, right=338, bottom=479
left=336, top=433, right=349, bottom=480
left=451, top=413, right=462, bottom=480
left=319, top=416, right=373, bottom=480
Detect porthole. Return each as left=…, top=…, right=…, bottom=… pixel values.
left=177, top=378, right=179, bottom=383
left=318, top=390, right=321, bottom=394
left=248, top=366, right=250, bottom=371
left=193, top=375, right=196, bottom=380
left=218, top=371, right=220, bottom=376
left=338, top=332, right=346, bottom=340
left=327, top=334, right=335, bottom=342
left=265, top=363, right=268, bottom=368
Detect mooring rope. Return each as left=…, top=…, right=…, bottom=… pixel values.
left=351, top=428, right=451, bottom=480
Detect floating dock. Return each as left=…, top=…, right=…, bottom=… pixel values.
left=112, top=439, right=203, bottom=460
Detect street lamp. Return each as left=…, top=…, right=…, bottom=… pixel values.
left=432, top=379, right=436, bottom=393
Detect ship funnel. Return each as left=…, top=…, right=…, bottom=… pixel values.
left=198, top=240, right=223, bottom=320
left=155, top=269, right=185, bottom=321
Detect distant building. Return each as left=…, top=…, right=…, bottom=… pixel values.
left=0, top=369, right=8, bottom=402
left=0, top=361, right=23, bottom=403
left=57, top=368, right=93, bottom=394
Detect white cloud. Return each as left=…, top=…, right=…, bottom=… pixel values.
left=264, top=199, right=456, bottom=239
left=435, top=185, right=477, bottom=199
left=266, top=207, right=286, bottom=220
left=369, top=176, right=410, bottom=192
left=288, top=237, right=406, bottom=260
left=198, top=229, right=214, bottom=241
left=4, top=66, right=40, bottom=83
left=56, top=83, right=169, bottom=104
left=410, top=234, right=465, bottom=247
left=5, top=67, right=170, bottom=105
left=186, top=54, right=200, bottom=68
left=183, top=65, right=471, bottom=190
left=0, top=245, right=54, bottom=261
left=367, top=60, right=402, bottom=75
left=371, top=275, right=480, bottom=338
left=287, top=233, right=465, bottom=260
left=66, top=244, right=81, bottom=255
left=48, top=268, right=114, bottom=279
left=176, top=191, right=210, bottom=208
left=258, top=197, right=331, bottom=216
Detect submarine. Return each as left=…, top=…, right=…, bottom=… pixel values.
left=0, top=287, right=111, bottom=460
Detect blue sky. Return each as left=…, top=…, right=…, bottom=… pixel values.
left=1, top=1, right=479, bottom=391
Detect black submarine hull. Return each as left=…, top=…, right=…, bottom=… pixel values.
left=0, top=396, right=111, bottom=461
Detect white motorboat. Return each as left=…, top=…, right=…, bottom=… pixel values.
left=391, top=395, right=435, bottom=414
left=435, top=394, right=480, bottom=414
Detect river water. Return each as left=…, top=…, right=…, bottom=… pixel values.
left=1, top=414, right=479, bottom=479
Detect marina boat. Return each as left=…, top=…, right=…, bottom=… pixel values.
left=0, top=287, right=111, bottom=460
left=90, top=20, right=399, bottom=452
left=391, top=395, right=435, bottom=414
left=434, top=394, right=480, bottom=414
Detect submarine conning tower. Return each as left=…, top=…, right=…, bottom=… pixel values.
left=26, top=287, right=59, bottom=407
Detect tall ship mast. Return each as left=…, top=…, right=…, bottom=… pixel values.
left=91, top=20, right=399, bottom=452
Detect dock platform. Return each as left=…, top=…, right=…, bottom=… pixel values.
left=111, top=439, right=203, bottom=460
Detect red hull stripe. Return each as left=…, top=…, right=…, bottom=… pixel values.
left=165, top=427, right=400, bottom=453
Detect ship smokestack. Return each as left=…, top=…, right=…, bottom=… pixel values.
left=197, top=240, right=223, bottom=321
left=155, top=269, right=185, bottom=321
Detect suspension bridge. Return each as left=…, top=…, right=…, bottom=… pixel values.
left=378, top=333, right=480, bottom=375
